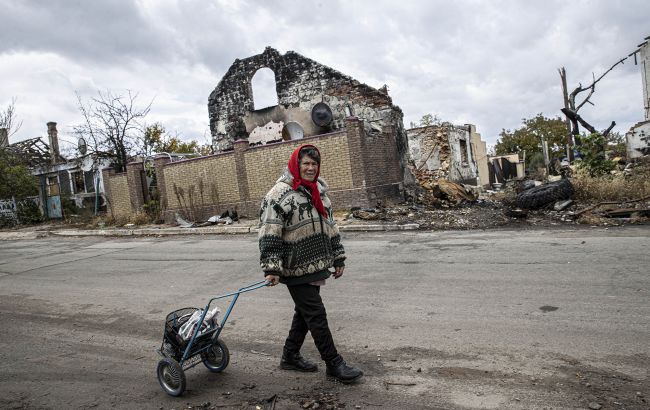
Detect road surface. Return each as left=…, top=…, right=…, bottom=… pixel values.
left=1, top=226, right=648, bottom=409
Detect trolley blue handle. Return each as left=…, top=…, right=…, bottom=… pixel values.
left=181, top=280, right=269, bottom=363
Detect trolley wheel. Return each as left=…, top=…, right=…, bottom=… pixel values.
left=157, top=358, right=186, bottom=396
left=201, top=338, right=230, bottom=373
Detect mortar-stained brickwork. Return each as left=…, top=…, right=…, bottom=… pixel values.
left=162, top=154, right=240, bottom=210
left=244, top=132, right=353, bottom=198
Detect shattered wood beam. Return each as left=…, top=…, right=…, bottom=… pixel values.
left=575, top=194, right=650, bottom=217
left=561, top=108, right=597, bottom=134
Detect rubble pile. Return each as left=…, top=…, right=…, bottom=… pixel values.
left=347, top=201, right=513, bottom=230
left=345, top=168, right=650, bottom=230
left=574, top=195, right=650, bottom=225
left=409, top=164, right=478, bottom=205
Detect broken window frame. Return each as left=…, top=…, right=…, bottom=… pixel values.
left=46, top=175, right=60, bottom=197
left=84, top=171, right=96, bottom=193
left=70, top=170, right=86, bottom=194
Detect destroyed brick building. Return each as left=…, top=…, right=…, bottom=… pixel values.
left=208, top=47, right=409, bottom=163
left=61, top=47, right=499, bottom=222
left=406, top=123, right=489, bottom=187
left=99, top=47, right=411, bottom=221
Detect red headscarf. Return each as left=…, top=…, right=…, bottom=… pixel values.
left=287, top=144, right=327, bottom=217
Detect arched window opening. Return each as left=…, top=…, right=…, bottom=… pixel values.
left=251, top=68, right=278, bottom=110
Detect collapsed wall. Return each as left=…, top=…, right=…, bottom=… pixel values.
left=406, top=123, right=480, bottom=185
left=207, top=47, right=410, bottom=173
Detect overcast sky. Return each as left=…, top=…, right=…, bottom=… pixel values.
left=1, top=0, right=648, bottom=152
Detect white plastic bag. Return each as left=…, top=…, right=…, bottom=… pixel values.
left=178, top=306, right=220, bottom=341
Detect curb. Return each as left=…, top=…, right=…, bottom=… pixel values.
left=339, top=223, right=420, bottom=231
left=50, top=226, right=253, bottom=237
left=2, top=223, right=421, bottom=239
left=0, top=231, right=50, bottom=240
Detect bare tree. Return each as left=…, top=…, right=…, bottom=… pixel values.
left=558, top=56, right=628, bottom=149
left=0, top=97, right=23, bottom=137
left=74, top=90, right=152, bottom=172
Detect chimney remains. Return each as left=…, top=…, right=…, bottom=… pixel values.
left=47, top=122, right=60, bottom=163
left=0, top=128, right=8, bottom=148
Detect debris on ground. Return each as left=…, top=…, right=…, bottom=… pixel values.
left=574, top=194, right=650, bottom=224
left=351, top=208, right=385, bottom=221
left=175, top=213, right=195, bottom=228
left=410, top=164, right=479, bottom=205
left=177, top=209, right=240, bottom=227
left=516, top=178, right=574, bottom=210
left=554, top=199, right=574, bottom=211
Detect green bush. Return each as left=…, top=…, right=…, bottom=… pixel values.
left=16, top=200, right=43, bottom=225
left=578, top=133, right=616, bottom=176
left=143, top=199, right=162, bottom=223
left=0, top=214, right=16, bottom=228
left=60, top=196, right=77, bottom=218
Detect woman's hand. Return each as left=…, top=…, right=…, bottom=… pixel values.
left=333, top=266, right=344, bottom=279
left=265, top=275, right=280, bottom=286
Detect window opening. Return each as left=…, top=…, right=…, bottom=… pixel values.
left=47, top=176, right=60, bottom=196
left=251, top=67, right=278, bottom=110
left=71, top=171, right=86, bottom=194
left=459, top=139, right=468, bottom=165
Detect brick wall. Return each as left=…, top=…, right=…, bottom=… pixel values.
left=105, top=173, right=131, bottom=218
left=160, top=152, right=240, bottom=219
left=102, top=162, right=148, bottom=220
left=103, top=118, right=404, bottom=222
left=244, top=132, right=353, bottom=199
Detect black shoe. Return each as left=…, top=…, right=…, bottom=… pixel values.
left=326, top=356, right=363, bottom=383
left=280, top=351, right=318, bottom=372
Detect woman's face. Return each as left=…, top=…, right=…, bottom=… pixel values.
left=299, top=155, right=319, bottom=182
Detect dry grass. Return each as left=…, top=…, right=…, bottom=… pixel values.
left=571, top=169, right=650, bottom=202
left=85, top=216, right=106, bottom=229
left=105, top=214, right=129, bottom=227
left=129, top=212, right=152, bottom=226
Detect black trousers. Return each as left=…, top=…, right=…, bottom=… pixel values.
left=284, top=283, right=339, bottom=363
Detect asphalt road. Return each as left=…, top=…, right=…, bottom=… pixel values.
left=1, top=226, right=648, bottom=409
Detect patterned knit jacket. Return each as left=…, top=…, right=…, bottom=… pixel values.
left=258, top=172, right=346, bottom=279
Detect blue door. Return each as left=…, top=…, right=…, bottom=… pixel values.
left=47, top=196, right=62, bottom=218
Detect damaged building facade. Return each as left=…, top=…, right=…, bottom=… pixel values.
left=98, top=48, right=497, bottom=221
left=407, top=123, right=489, bottom=187
left=626, top=36, right=650, bottom=159
left=3, top=123, right=109, bottom=219
left=147, top=46, right=407, bottom=219
left=208, top=47, right=408, bottom=159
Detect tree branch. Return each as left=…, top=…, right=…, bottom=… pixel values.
left=561, top=108, right=597, bottom=134
left=571, top=56, right=628, bottom=112
left=602, top=121, right=616, bottom=137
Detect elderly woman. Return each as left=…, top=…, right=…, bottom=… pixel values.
left=258, top=144, right=363, bottom=384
